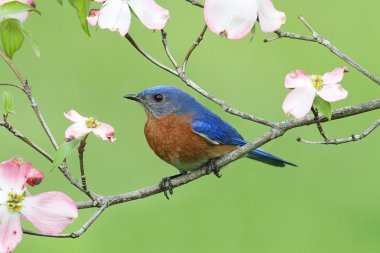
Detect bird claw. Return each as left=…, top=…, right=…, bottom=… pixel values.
left=206, top=159, right=222, bottom=178
left=159, top=177, right=174, bottom=200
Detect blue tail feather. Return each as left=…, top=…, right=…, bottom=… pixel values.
left=248, top=148, right=297, bottom=167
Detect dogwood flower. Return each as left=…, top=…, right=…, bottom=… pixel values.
left=282, top=67, right=349, bottom=118
left=64, top=110, right=116, bottom=142
left=87, top=0, right=170, bottom=36
left=204, top=0, right=286, bottom=40
left=0, top=0, right=35, bottom=23
left=0, top=158, right=78, bottom=253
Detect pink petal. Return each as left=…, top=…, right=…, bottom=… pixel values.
left=98, top=0, right=131, bottom=36
left=257, top=0, right=286, bottom=32
left=87, top=9, right=100, bottom=26
left=64, top=110, right=87, bottom=123
left=317, top=83, right=348, bottom=102
left=0, top=159, right=31, bottom=194
left=204, top=0, right=258, bottom=40
left=129, top=0, right=169, bottom=30
left=0, top=210, right=22, bottom=253
left=64, top=123, right=91, bottom=141
left=21, top=192, right=78, bottom=235
left=322, top=67, right=346, bottom=85
left=26, top=167, right=44, bottom=187
left=91, top=122, right=116, bottom=142
left=285, top=70, right=311, bottom=88
left=282, top=86, right=316, bottom=118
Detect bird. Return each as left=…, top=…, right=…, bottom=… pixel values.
left=124, top=86, right=296, bottom=197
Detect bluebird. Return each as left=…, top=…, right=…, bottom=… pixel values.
left=125, top=86, right=296, bottom=196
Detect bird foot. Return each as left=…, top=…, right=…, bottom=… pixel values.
left=206, top=159, right=222, bottom=178
left=159, top=173, right=185, bottom=200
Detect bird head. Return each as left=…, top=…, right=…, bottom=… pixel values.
left=124, top=86, right=197, bottom=117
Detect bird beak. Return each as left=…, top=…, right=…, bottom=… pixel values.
left=124, top=94, right=142, bottom=102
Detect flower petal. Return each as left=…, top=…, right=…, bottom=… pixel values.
left=98, top=0, right=131, bottom=36
left=26, top=167, right=44, bottom=187
left=64, top=110, right=87, bottom=123
left=0, top=210, right=23, bottom=253
left=64, top=123, right=90, bottom=141
left=0, top=159, right=30, bottom=194
left=317, top=83, right=348, bottom=102
left=21, top=192, right=78, bottom=235
left=285, top=70, right=311, bottom=88
left=322, top=67, right=346, bottom=85
left=0, top=0, right=34, bottom=22
left=257, top=0, right=286, bottom=32
left=204, top=0, right=258, bottom=40
left=282, top=86, right=316, bottom=118
left=92, top=122, right=116, bottom=142
left=87, top=9, right=100, bottom=26
left=129, top=0, right=169, bottom=30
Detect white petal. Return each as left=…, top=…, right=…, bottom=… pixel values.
left=21, top=192, right=78, bottom=235
left=282, top=86, right=316, bottom=118
left=64, top=110, right=87, bottom=123
left=0, top=159, right=31, bottom=194
left=257, top=0, right=286, bottom=32
left=322, top=67, right=346, bottom=85
left=317, top=83, right=348, bottom=102
left=129, top=0, right=169, bottom=30
left=98, top=0, right=131, bottom=36
left=0, top=210, right=22, bottom=253
left=64, top=122, right=90, bottom=141
left=204, top=0, right=258, bottom=40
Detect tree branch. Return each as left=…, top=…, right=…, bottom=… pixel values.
left=0, top=83, right=24, bottom=91
left=184, top=0, right=204, bottom=8
left=182, top=24, right=208, bottom=72
left=297, top=119, right=380, bottom=145
left=264, top=16, right=380, bottom=86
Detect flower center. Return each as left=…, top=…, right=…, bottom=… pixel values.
left=85, top=117, right=100, bottom=128
left=6, top=192, right=25, bottom=213
left=312, top=75, right=324, bottom=91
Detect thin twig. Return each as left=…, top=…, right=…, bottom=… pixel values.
left=0, top=121, right=53, bottom=162
left=185, top=0, right=204, bottom=8
left=24, top=204, right=108, bottom=238
left=0, top=48, right=59, bottom=149
left=124, top=33, right=178, bottom=76
left=182, top=24, right=208, bottom=72
left=0, top=83, right=24, bottom=91
left=78, top=135, right=89, bottom=191
left=311, top=107, right=330, bottom=141
left=160, top=29, right=181, bottom=70
left=264, top=16, right=380, bottom=86
left=297, top=119, right=380, bottom=145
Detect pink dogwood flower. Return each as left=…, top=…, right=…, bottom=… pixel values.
left=0, top=158, right=78, bottom=253
left=282, top=67, right=349, bottom=118
left=87, top=0, right=170, bottom=36
left=64, top=110, right=116, bottom=142
left=0, top=0, right=35, bottom=23
left=204, top=0, right=286, bottom=40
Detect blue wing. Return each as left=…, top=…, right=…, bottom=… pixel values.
left=191, top=112, right=296, bottom=167
left=191, top=113, right=246, bottom=146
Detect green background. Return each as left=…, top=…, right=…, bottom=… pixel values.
left=1, top=1, right=379, bottom=252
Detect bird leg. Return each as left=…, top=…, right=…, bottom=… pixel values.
left=159, top=172, right=186, bottom=200
left=206, top=159, right=222, bottom=178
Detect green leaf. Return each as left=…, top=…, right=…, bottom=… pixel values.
left=57, top=0, right=63, bottom=5
left=20, top=26, right=40, bottom=57
left=0, top=1, right=40, bottom=17
left=68, top=0, right=90, bottom=36
left=0, top=19, right=24, bottom=59
left=3, top=91, right=15, bottom=115
left=313, top=96, right=332, bottom=120
left=51, top=138, right=81, bottom=171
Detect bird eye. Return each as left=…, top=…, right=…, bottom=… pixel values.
left=153, top=94, right=164, bottom=102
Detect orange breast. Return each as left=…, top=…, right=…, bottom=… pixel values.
left=144, top=114, right=237, bottom=171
